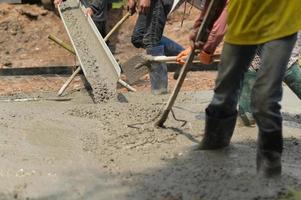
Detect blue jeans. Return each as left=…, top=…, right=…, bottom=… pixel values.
left=131, top=0, right=173, bottom=49
left=207, top=33, right=297, bottom=135
left=160, top=36, right=184, bottom=56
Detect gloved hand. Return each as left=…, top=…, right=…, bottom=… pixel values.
left=176, top=47, right=192, bottom=65
left=176, top=47, right=213, bottom=65
left=199, top=50, right=213, bottom=65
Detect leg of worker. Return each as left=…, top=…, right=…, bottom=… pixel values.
left=160, top=36, right=184, bottom=56
left=144, top=0, right=170, bottom=94
left=284, top=61, right=301, bottom=99
left=199, top=43, right=257, bottom=149
left=252, top=33, right=297, bottom=177
left=94, top=21, right=106, bottom=38
left=284, top=32, right=301, bottom=99
left=160, top=36, right=185, bottom=80
left=131, top=14, right=147, bottom=48
left=90, top=0, right=108, bottom=37
left=160, top=36, right=184, bottom=79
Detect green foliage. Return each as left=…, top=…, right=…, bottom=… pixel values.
left=112, top=1, right=124, bottom=9
left=280, top=190, right=301, bottom=200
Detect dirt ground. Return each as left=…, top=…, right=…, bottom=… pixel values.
left=0, top=3, right=218, bottom=92
left=0, top=90, right=301, bottom=200
left=1, top=2, right=301, bottom=200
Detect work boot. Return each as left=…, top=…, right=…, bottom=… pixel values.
left=283, top=61, right=301, bottom=99
left=198, top=109, right=237, bottom=150
left=146, top=45, right=168, bottom=95
left=256, top=130, right=283, bottom=178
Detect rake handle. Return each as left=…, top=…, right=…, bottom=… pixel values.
left=155, top=0, right=227, bottom=127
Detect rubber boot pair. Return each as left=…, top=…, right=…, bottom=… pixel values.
left=199, top=109, right=282, bottom=178
left=256, top=130, right=283, bottom=178
left=146, top=45, right=168, bottom=95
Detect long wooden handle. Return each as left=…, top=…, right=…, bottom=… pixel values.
left=104, top=12, right=131, bottom=41
left=48, top=35, right=75, bottom=54
left=155, top=0, right=227, bottom=127
left=53, top=12, right=132, bottom=96
left=57, top=67, right=81, bottom=96
left=151, top=56, right=201, bottom=63
left=151, top=55, right=220, bottom=63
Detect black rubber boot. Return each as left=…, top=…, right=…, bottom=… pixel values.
left=256, top=130, right=283, bottom=178
left=198, top=110, right=237, bottom=150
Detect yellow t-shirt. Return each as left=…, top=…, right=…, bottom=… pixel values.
left=225, top=0, right=301, bottom=45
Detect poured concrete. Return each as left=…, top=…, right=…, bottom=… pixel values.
left=0, top=87, right=300, bottom=199
left=59, top=0, right=120, bottom=103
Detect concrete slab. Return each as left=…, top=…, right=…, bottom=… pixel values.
left=0, top=91, right=300, bottom=200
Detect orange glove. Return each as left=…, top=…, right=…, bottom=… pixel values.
left=176, top=48, right=213, bottom=65
left=176, top=47, right=192, bottom=65
left=199, top=50, right=213, bottom=65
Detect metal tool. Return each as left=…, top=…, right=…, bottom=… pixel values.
left=155, top=0, right=227, bottom=127
left=121, top=54, right=220, bottom=84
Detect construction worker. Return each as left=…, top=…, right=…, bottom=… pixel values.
left=86, top=0, right=108, bottom=38
left=176, top=2, right=301, bottom=127
left=189, top=0, right=301, bottom=178
left=127, top=0, right=184, bottom=95
left=54, top=0, right=108, bottom=38
left=176, top=0, right=227, bottom=66
left=239, top=32, right=301, bottom=126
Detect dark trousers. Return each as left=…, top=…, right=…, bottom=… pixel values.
left=94, top=20, right=106, bottom=38
left=207, top=33, right=297, bottom=135
left=131, top=0, right=172, bottom=49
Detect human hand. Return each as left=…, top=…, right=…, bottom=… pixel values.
left=138, top=0, right=150, bottom=14
left=54, top=0, right=63, bottom=7
left=176, top=47, right=192, bottom=65
left=127, top=0, right=136, bottom=15
left=85, top=7, right=94, bottom=16
left=189, top=29, right=205, bottom=49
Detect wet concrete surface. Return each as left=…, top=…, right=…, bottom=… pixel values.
left=60, top=0, right=118, bottom=103
left=0, top=89, right=300, bottom=200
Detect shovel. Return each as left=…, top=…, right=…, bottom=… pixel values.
left=121, top=54, right=220, bottom=84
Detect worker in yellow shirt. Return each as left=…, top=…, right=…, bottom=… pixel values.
left=197, top=0, right=301, bottom=178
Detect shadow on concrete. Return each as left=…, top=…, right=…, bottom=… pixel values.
left=117, top=137, right=301, bottom=200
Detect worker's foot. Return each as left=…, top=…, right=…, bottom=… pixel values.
left=173, top=68, right=180, bottom=80
left=146, top=45, right=168, bottom=95
left=239, top=110, right=256, bottom=126
left=257, top=150, right=282, bottom=178
left=152, top=88, right=168, bottom=95
left=198, top=109, right=237, bottom=150
left=256, top=130, right=283, bottom=178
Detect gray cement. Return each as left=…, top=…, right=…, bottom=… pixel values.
left=0, top=88, right=300, bottom=200
left=60, top=0, right=118, bottom=103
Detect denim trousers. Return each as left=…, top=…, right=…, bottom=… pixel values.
left=131, top=0, right=173, bottom=49
left=207, top=33, right=297, bottom=135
